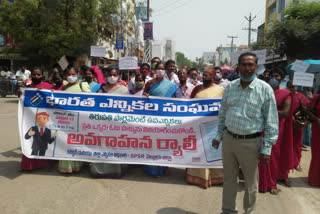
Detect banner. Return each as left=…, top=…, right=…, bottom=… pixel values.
left=19, top=89, right=223, bottom=168
left=90, top=46, right=106, bottom=57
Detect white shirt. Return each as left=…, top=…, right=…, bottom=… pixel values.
left=16, top=69, right=31, bottom=81
left=164, top=73, right=180, bottom=86
left=218, top=78, right=230, bottom=88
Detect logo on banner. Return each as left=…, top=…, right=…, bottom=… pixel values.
left=29, top=93, right=44, bottom=106
left=192, top=157, right=201, bottom=162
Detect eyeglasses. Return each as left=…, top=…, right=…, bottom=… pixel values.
left=240, top=63, right=256, bottom=68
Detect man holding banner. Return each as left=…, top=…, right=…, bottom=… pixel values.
left=212, top=52, right=279, bottom=214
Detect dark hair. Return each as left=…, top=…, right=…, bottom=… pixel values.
left=238, top=52, right=258, bottom=64
left=135, top=73, right=146, bottom=82
left=80, top=65, right=89, bottom=73
left=87, top=68, right=95, bottom=75
left=141, top=63, right=150, bottom=71
left=155, top=62, right=165, bottom=70
left=151, top=57, right=160, bottom=64
left=32, top=66, right=43, bottom=74
left=214, top=66, right=221, bottom=72
left=271, top=67, right=285, bottom=80
left=106, top=67, right=120, bottom=75
left=52, top=71, right=64, bottom=81
left=188, top=68, right=198, bottom=75
left=165, top=60, right=175, bottom=69
left=52, top=66, right=63, bottom=74
left=64, top=67, right=77, bottom=75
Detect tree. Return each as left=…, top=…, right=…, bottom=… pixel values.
left=192, top=57, right=205, bottom=72
left=0, top=0, right=120, bottom=64
left=175, top=52, right=193, bottom=69
left=266, top=1, right=320, bottom=59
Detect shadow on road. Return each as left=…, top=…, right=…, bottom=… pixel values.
left=157, top=207, right=198, bottom=214
left=1, top=147, right=21, bottom=158
left=4, top=99, right=18, bottom=104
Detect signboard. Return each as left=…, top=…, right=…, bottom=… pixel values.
left=0, top=34, right=5, bottom=46
left=119, top=57, right=138, bottom=70
left=116, top=33, right=124, bottom=50
left=143, top=22, right=153, bottom=40
left=291, top=60, right=310, bottom=73
left=257, top=65, right=265, bottom=75
left=19, top=89, right=223, bottom=168
left=58, top=55, right=69, bottom=71
left=293, top=72, right=314, bottom=87
left=231, top=49, right=267, bottom=66
left=136, top=6, right=148, bottom=22
left=90, top=46, right=106, bottom=57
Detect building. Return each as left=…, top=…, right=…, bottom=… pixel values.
left=151, top=39, right=176, bottom=61
left=214, top=46, right=237, bottom=66
left=202, top=52, right=215, bottom=65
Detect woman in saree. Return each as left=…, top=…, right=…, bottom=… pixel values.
left=142, top=62, right=178, bottom=177
left=83, top=67, right=101, bottom=93
left=304, top=92, right=320, bottom=186
left=90, top=67, right=129, bottom=178
left=258, top=68, right=293, bottom=194
left=129, top=73, right=145, bottom=96
left=20, top=67, right=55, bottom=170
left=287, top=81, right=310, bottom=172
left=58, top=67, right=91, bottom=173
left=186, top=68, right=224, bottom=188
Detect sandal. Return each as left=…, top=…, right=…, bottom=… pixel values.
left=295, top=165, right=302, bottom=172
left=270, top=188, right=281, bottom=195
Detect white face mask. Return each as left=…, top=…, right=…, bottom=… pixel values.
left=67, top=75, right=78, bottom=83
left=156, top=69, right=166, bottom=78
left=107, top=76, right=118, bottom=84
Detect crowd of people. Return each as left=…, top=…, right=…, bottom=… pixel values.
left=14, top=52, right=320, bottom=214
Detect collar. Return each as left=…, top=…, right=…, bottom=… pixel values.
left=236, top=77, right=258, bottom=90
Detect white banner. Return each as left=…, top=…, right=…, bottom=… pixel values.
left=90, top=46, right=106, bottom=57
left=291, top=60, right=310, bottom=73
left=119, top=57, right=138, bottom=70
left=293, top=72, right=314, bottom=87
left=19, top=89, right=223, bottom=168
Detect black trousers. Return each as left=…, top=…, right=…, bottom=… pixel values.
left=31, top=149, right=46, bottom=156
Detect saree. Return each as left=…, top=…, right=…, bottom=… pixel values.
left=20, top=82, right=55, bottom=170
left=308, top=94, right=320, bottom=186
left=259, top=89, right=292, bottom=192
left=143, top=80, right=178, bottom=176
left=88, top=82, right=101, bottom=93
left=186, top=85, right=224, bottom=188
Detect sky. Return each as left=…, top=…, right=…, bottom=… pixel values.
left=147, top=0, right=266, bottom=60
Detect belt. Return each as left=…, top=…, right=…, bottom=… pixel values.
left=225, top=128, right=261, bottom=139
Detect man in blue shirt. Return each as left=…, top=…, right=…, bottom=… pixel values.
left=212, top=52, right=278, bottom=214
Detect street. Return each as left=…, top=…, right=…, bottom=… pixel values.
left=0, top=97, right=319, bottom=214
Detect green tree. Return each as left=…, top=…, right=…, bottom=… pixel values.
left=0, top=0, right=119, bottom=63
left=266, top=1, right=320, bottom=58
left=192, top=57, right=205, bottom=72
left=175, top=52, right=193, bottom=69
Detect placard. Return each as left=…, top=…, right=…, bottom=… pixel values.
left=90, top=46, right=106, bottom=57
left=293, top=72, right=314, bottom=87
left=291, top=60, right=310, bottom=73
left=119, top=57, right=138, bottom=70
left=58, top=55, right=69, bottom=71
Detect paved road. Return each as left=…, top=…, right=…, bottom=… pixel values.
left=0, top=97, right=319, bottom=214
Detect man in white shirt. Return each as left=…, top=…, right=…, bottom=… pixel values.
left=187, top=68, right=202, bottom=86
left=214, top=66, right=230, bottom=88
left=164, top=60, right=180, bottom=86
left=16, top=66, right=31, bottom=81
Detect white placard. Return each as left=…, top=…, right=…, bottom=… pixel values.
left=58, top=55, right=69, bottom=71
left=291, top=60, right=310, bottom=73
left=119, top=57, right=138, bottom=70
left=90, top=46, right=106, bottom=57
left=257, top=65, right=265, bottom=75
left=293, top=72, right=314, bottom=87
left=231, top=49, right=266, bottom=66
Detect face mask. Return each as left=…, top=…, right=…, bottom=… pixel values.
left=268, top=78, right=280, bottom=88
left=152, top=63, right=158, bottom=70
left=290, top=88, right=297, bottom=93
left=54, top=80, right=63, bottom=87
left=135, top=81, right=145, bottom=88
left=107, top=76, right=118, bottom=84
left=31, top=77, right=42, bottom=85
left=203, top=79, right=212, bottom=85
left=156, top=69, right=166, bottom=78
left=85, top=76, right=93, bottom=82
left=67, top=75, right=78, bottom=83
left=239, top=73, right=256, bottom=82
left=215, top=73, right=222, bottom=81
left=168, top=69, right=175, bottom=73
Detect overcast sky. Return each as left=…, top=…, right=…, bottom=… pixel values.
left=148, top=0, right=266, bottom=60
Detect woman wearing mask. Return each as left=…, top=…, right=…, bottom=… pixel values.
left=259, top=68, right=293, bottom=194
left=129, top=74, right=145, bottom=96
left=58, top=67, right=91, bottom=173
left=52, top=71, right=64, bottom=91
left=20, top=67, right=55, bottom=171
left=287, top=81, right=310, bottom=173
left=83, top=67, right=101, bottom=93
left=143, top=62, right=178, bottom=177
left=90, top=67, right=128, bottom=178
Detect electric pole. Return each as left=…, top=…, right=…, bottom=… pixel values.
left=243, top=13, right=257, bottom=49
left=147, top=0, right=150, bottom=21
left=227, top=35, right=238, bottom=52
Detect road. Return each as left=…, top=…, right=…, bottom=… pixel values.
left=0, top=97, right=319, bottom=214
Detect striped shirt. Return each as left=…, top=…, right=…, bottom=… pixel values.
left=215, top=78, right=279, bottom=155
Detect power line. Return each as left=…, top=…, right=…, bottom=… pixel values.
left=152, top=0, right=193, bottom=18
left=152, top=0, right=186, bottom=14
left=243, top=13, right=257, bottom=49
